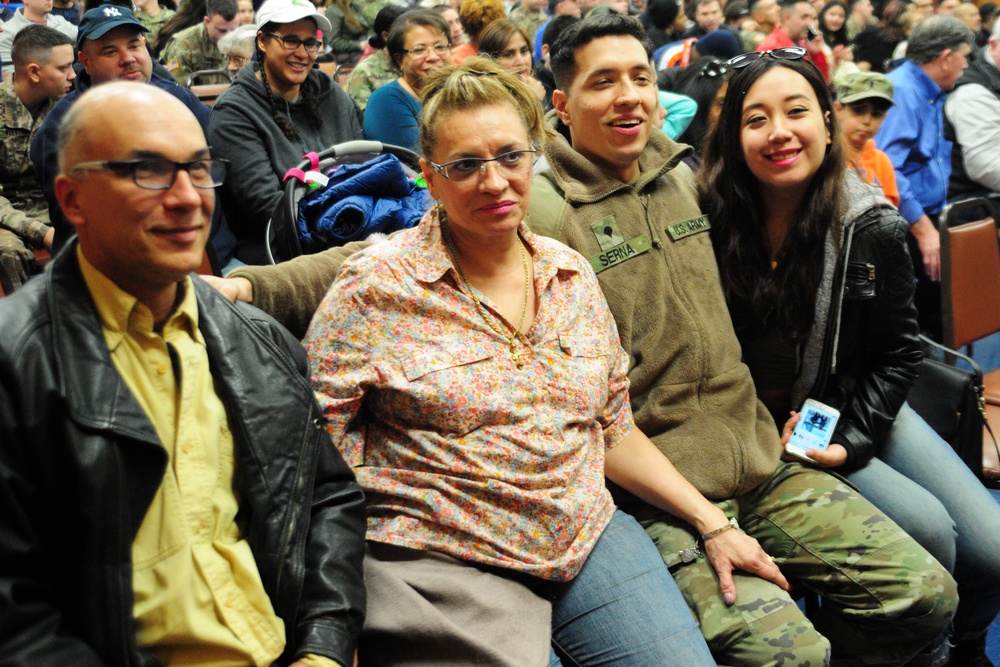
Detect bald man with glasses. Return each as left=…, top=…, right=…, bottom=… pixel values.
left=0, top=82, right=366, bottom=667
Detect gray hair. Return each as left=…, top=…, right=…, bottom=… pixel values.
left=907, top=14, right=975, bottom=64
left=218, top=23, right=258, bottom=56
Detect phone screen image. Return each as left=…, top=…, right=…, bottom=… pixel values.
left=788, top=402, right=837, bottom=453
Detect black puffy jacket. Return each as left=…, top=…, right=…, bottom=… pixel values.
left=0, top=244, right=366, bottom=667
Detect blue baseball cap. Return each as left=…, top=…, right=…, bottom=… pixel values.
left=77, top=3, right=148, bottom=48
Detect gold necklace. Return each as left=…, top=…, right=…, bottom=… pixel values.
left=441, top=217, right=531, bottom=368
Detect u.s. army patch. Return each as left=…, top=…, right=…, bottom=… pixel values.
left=665, top=215, right=711, bottom=241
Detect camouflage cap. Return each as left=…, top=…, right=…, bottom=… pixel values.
left=835, top=71, right=895, bottom=106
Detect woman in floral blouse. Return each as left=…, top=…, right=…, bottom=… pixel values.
left=303, top=57, right=776, bottom=666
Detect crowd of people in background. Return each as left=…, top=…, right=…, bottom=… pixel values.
left=2, top=0, right=1000, bottom=665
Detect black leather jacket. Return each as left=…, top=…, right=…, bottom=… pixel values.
left=0, top=245, right=366, bottom=667
left=804, top=199, right=922, bottom=470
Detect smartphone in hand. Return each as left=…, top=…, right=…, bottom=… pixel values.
left=784, top=399, right=840, bottom=463
left=807, top=24, right=820, bottom=41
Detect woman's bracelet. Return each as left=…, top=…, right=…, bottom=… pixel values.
left=700, top=517, right=740, bottom=542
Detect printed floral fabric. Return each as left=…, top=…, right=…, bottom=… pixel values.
left=304, top=213, right=632, bottom=581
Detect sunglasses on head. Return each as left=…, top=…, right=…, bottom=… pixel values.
left=700, top=60, right=729, bottom=78
left=724, top=46, right=808, bottom=70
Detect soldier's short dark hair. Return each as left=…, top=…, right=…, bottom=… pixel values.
left=206, top=0, right=238, bottom=22
left=11, top=25, right=75, bottom=72
left=550, top=12, right=653, bottom=91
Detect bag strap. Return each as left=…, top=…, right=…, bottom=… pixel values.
left=920, top=335, right=1000, bottom=460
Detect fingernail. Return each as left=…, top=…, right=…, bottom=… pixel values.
left=724, top=593, right=735, bottom=604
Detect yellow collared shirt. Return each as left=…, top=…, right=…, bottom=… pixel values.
left=79, top=250, right=337, bottom=667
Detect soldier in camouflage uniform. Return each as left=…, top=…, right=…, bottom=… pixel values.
left=160, top=0, right=239, bottom=85
left=134, top=0, right=177, bottom=46
left=508, top=0, right=550, bottom=41
left=353, top=0, right=386, bottom=26
left=343, top=4, right=406, bottom=113
left=0, top=26, right=76, bottom=292
left=531, top=14, right=956, bottom=667
left=344, top=46, right=396, bottom=112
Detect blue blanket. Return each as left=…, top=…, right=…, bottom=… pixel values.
left=297, top=153, right=431, bottom=253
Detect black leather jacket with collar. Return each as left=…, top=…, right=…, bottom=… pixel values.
left=0, top=244, right=366, bottom=667
left=804, top=198, right=923, bottom=470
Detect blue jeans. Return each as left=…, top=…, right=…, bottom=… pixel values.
left=846, top=403, right=1000, bottom=639
left=545, top=510, right=715, bottom=667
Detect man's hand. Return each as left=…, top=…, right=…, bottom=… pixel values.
left=200, top=275, right=253, bottom=303
left=910, top=215, right=941, bottom=281
left=43, top=227, right=55, bottom=250
left=806, top=28, right=824, bottom=53
left=703, top=527, right=790, bottom=605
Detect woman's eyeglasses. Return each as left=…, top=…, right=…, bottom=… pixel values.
left=430, top=149, right=538, bottom=183
left=264, top=32, right=324, bottom=54
left=725, top=47, right=808, bottom=70
left=402, top=43, right=451, bottom=59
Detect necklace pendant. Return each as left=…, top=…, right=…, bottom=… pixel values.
left=511, top=344, right=522, bottom=368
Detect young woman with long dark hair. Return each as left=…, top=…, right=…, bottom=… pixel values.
left=699, top=49, right=1000, bottom=664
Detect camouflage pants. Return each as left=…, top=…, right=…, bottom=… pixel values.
left=0, top=228, right=35, bottom=292
left=637, top=462, right=957, bottom=667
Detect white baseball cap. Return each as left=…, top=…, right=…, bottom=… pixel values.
left=256, top=0, right=332, bottom=33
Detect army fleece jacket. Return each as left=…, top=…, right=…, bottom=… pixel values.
left=528, top=113, right=782, bottom=500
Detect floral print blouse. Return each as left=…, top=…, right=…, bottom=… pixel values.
left=304, top=214, right=633, bottom=581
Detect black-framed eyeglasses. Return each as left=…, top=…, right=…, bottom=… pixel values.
left=430, top=149, right=538, bottom=182
left=700, top=59, right=729, bottom=78
left=725, top=46, right=808, bottom=70
left=70, top=157, right=229, bottom=190
left=264, top=31, right=324, bottom=53
left=401, top=43, right=451, bottom=59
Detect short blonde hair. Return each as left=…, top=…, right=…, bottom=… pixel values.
left=419, top=56, right=548, bottom=159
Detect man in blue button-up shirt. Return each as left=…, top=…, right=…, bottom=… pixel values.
left=875, top=14, right=974, bottom=338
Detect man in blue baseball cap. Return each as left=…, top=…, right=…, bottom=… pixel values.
left=29, top=1, right=215, bottom=254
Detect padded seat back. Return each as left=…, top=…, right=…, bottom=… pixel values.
left=940, top=198, right=1000, bottom=350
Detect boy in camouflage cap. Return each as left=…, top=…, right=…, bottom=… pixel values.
left=834, top=71, right=901, bottom=208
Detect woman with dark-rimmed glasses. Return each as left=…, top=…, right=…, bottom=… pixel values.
left=207, top=0, right=363, bottom=265
left=363, top=9, right=451, bottom=151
